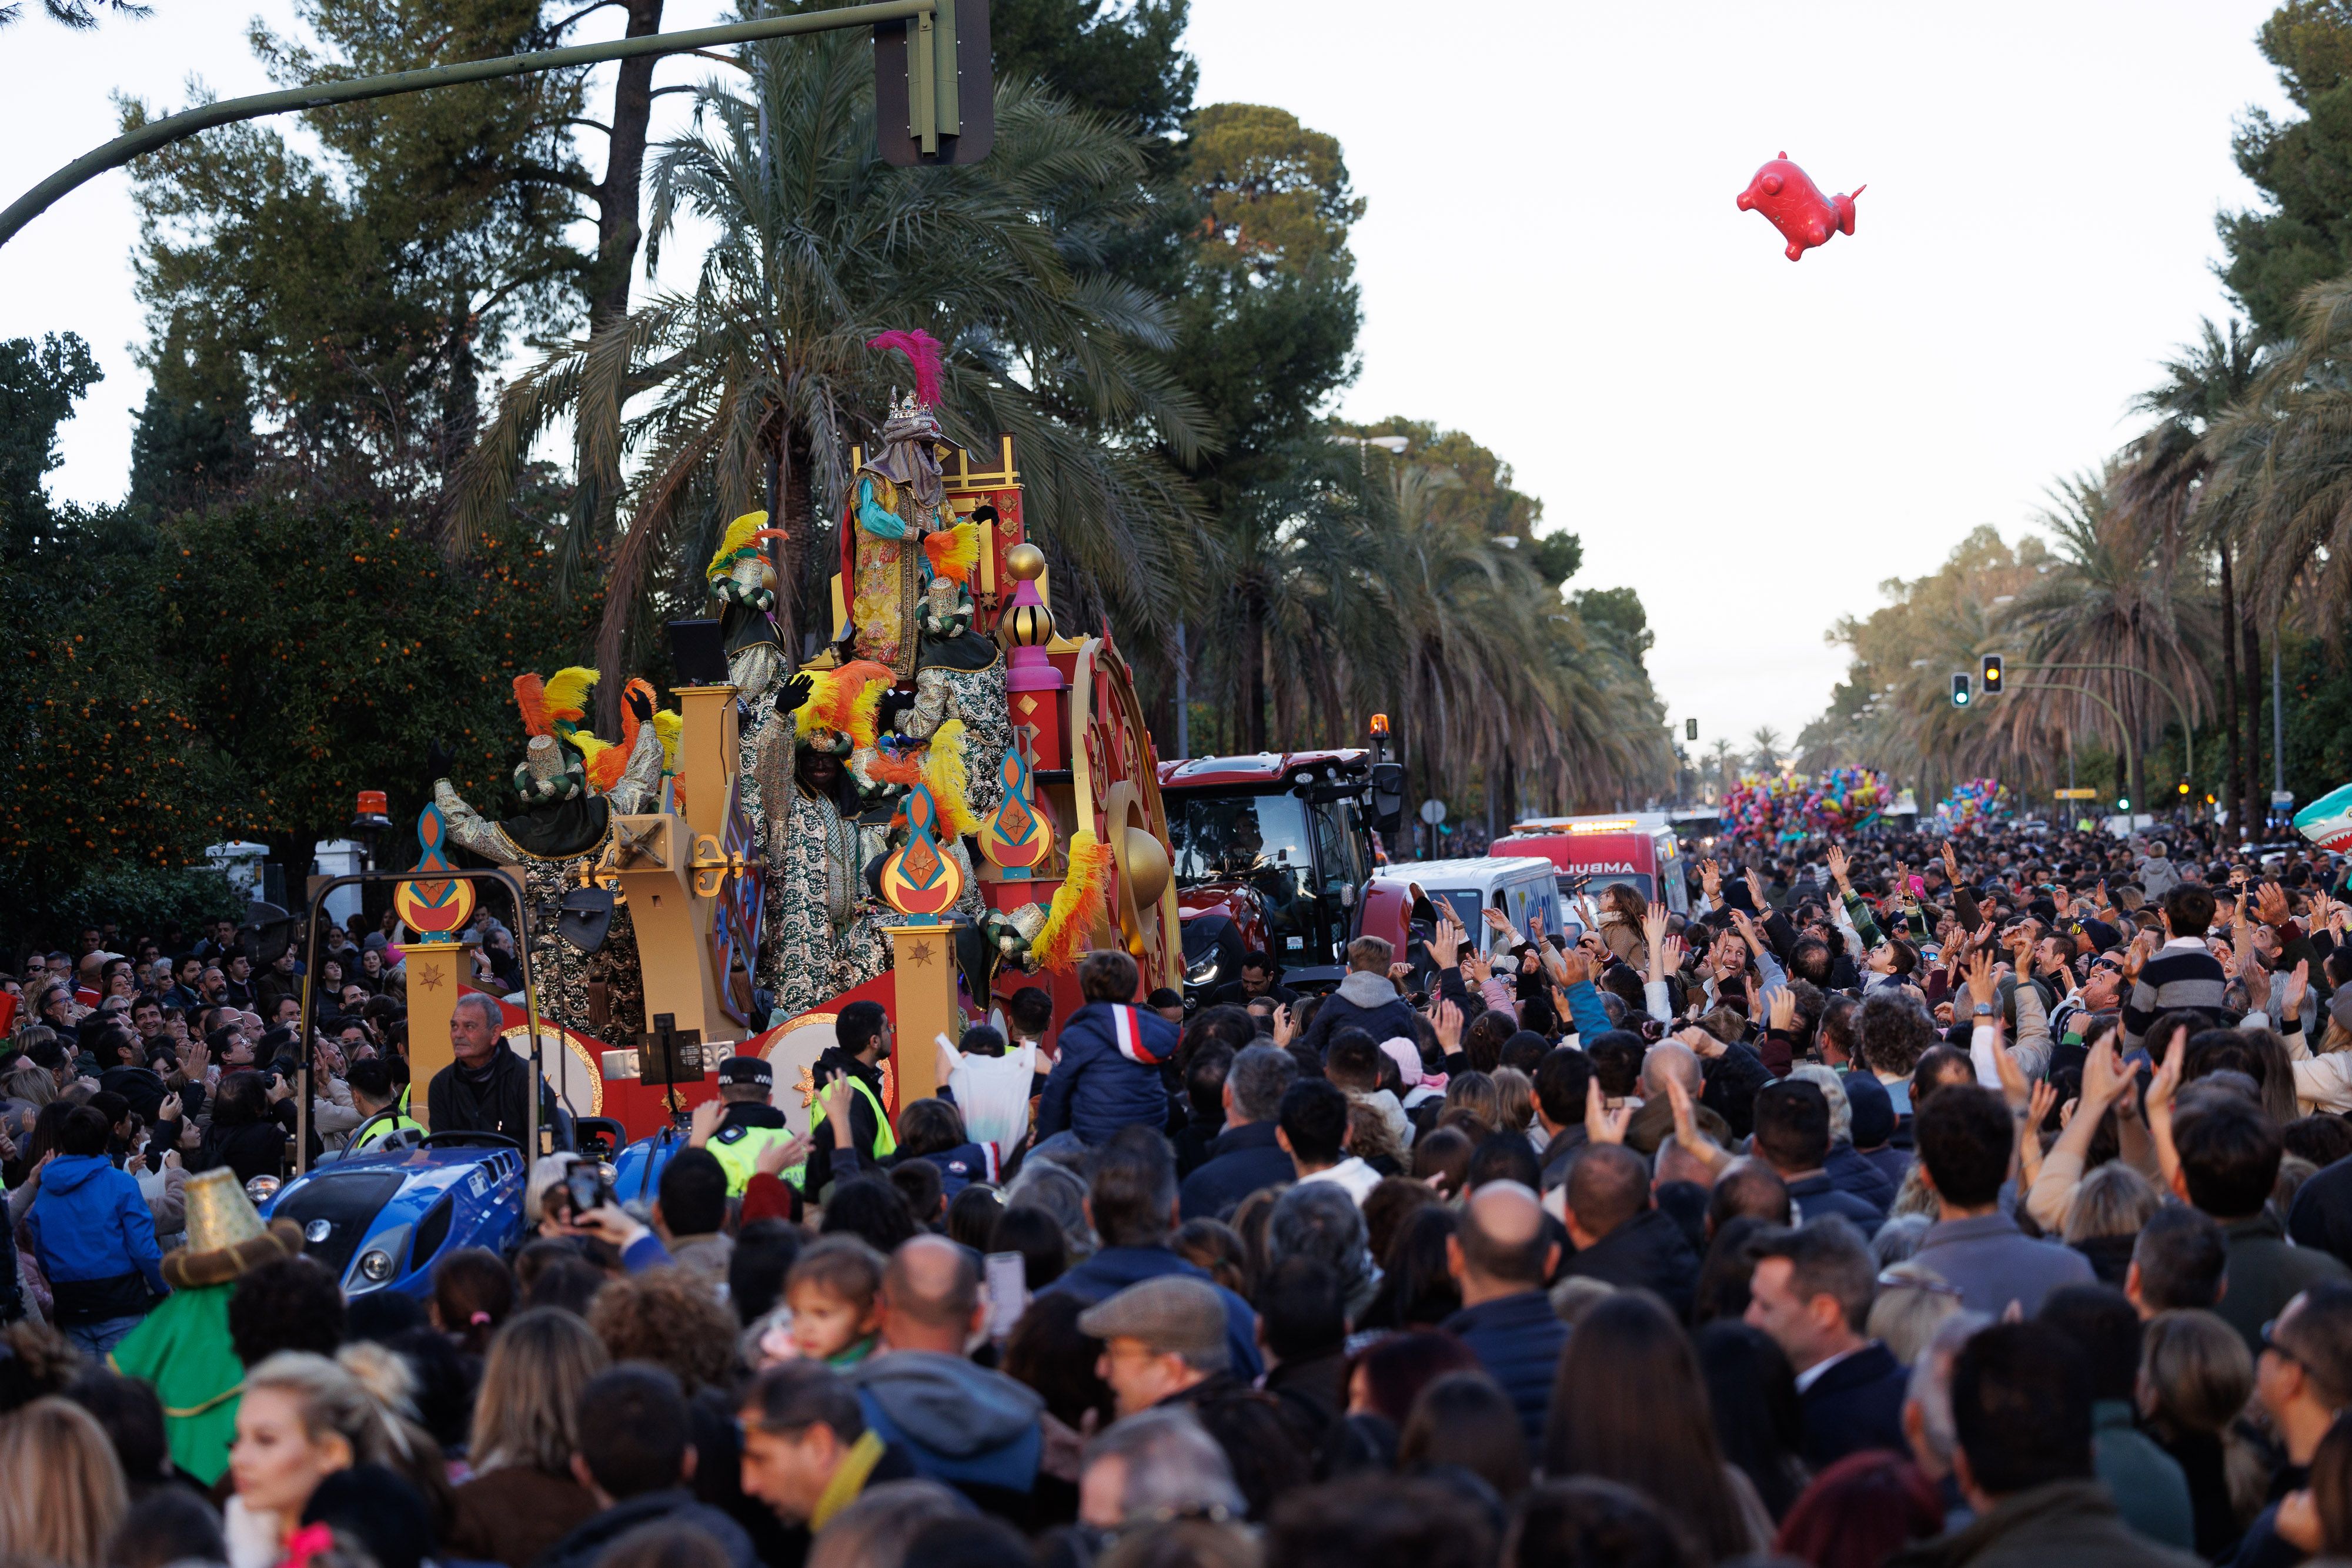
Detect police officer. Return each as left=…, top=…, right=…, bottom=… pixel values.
left=703, top=1055, right=799, bottom=1196
left=343, top=1058, right=424, bottom=1154
left=802, top=999, right=896, bottom=1196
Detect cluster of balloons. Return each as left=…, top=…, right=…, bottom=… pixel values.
left=1721, top=768, right=1890, bottom=843
left=1937, top=778, right=2010, bottom=834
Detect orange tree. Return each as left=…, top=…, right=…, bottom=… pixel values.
left=0, top=498, right=600, bottom=944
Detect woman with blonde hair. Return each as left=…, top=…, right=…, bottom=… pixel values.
left=0, top=1396, right=128, bottom=1568
left=2140, top=1308, right=2264, bottom=1557
left=225, top=1345, right=425, bottom=1568
left=447, top=1309, right=612, bottom=1568
left=2061, top=1161, right=2162, bottom=1283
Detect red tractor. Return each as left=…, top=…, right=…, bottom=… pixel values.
left=1156, top=721, right=1405, bottom=1007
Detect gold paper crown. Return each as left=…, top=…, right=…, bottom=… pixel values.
left=183, top=1167, right=266, bottom=1252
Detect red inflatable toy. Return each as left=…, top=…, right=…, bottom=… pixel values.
left=1736, top=153, right=1863, bottom=262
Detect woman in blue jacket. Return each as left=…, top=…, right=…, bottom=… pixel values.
left=1035, top=951, right=1177, bottom=1146
left=25, top=1105, right=166, bottom=1355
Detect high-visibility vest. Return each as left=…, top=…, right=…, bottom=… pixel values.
left=784, top=1070, right=896, bottom=1189
left=708, top=1124, right=799, bottom=1195
left=348, top=1106, right=425, bottom=1153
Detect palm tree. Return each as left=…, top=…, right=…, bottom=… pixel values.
left=1749, top=727, right=1782, bottom=773
left=451, top=37, right=1211, bottom=718
left=1996, top=465, right=2213, bottom=813
left=2127, top=317, right=2259, bottom=826
left=1707, top=737, right=1737, bottom=794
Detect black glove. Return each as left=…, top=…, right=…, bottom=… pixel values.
left=876, top=688, right=918, bottom=732
left=626, top=685, right=654, bottom=725
left=780, top=673, right=814, bottom=714
left=971, top=504, right=997, bottom=524
left=426, top=740, right=456, bottom=778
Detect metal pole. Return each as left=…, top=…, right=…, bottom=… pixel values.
left=2274, top=642, right=2286, bottom=795
left=2013, top=679, right=2134, bottom=818
left=0, top=0, right=937, bottom=249
left=1174, top=621, right=1190, bottom=761
left=2016, top=661, right=2193, bottom=805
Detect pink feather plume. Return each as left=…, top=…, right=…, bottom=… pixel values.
left=866, top=329, right=944, bottom=407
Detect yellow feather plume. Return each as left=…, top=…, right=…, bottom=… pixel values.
left=923, top=521, right=982, bottom=585
left=923, top=719, right=977, bottom=837
left=573, top=734, right=624, bottom=793
left=542, top=667, right=600, bottom=726
left=706, top=511, right=769, bottom=579
left=1032, top=830, right=1114, bottom=972
left=796, top=660, right=896, bottom=747
left=652, top=710, right=683, bottom=774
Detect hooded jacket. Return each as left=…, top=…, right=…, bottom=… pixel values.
left=849, top=1349, right=1044, bottom=1498
left=1888, top=1477, right=2203, bottom=1568
left=1299, top=971, right=1419, bottom=1060
left=1035, top=1002, right=1175, bottom=1146
left=26, top=1153, right=166, bottom=1324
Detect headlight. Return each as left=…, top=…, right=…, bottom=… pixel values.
left=244, top=1175, right=280, bottom=1204
left=356, top=1249, right=395, bottom=1283
left=1185, top=956, right=1220, bottom=987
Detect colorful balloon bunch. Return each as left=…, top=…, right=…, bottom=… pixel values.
left=1720, top=768, right=1890, bottom=843
left=1937, top=778, right=2009, bottom=834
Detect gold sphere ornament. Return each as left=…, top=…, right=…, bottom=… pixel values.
left=998, top=599, right=1055, bottom=648
left=1004, top=541, right=1046, bottom=581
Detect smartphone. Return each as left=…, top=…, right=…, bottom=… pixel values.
left=564, top=1162, right=613, bottom=1218
left=983, top=1251, right=1028, bottom=1340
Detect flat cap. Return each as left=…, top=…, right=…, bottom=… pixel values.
left=1077, top=1275, right=1229, bottom=1371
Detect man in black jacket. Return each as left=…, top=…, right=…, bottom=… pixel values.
left=426, top=993, right=563, bottom=1149
left=801, top=1000, right=893, bottom=1194
left=1180, top=1045, right=1300, bottom=1220
left=1744, top=1219, right=1909, bottom=1468
left=1558, top=1142, right=1700, bottom=1319
left=539, top=1366, right=758, bottom=1568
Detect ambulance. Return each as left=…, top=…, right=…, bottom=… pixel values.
left=1492, top=813, right=1690, bottom=916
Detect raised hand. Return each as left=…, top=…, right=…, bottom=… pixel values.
left=1700, top=859, right=1722, bottom=902
left=2258, top=882, right=2293, bottom=929
left=1482, top=907, right=1515, bottom=936
left=1272, top=1002, right=1297, bottom=1047
left=1555, top=947, right=1592, bottom=988
left=1826, top=845, right=1850, bottom=888
left=688, top=1096, right=726, bottom=1148
left=426, top=739, right=457, bottom=778
left=626, top=684, right=656, bottom=725
left=1430, top=915, right=1465, bottom=971
left=1766, top=985, right=1797, bottom=1034
left=1965, top=948, right=1999, bottom=1012
left=2285, top=958, right=2313, bottom=1021
left=779, top=673, right=815, bottom=714
left=1433, top=998, right=1463, bottom=1054
left=1585, top=1079, right=1631, bottom=1146
left=1642, top=902, right=1671, bottom=952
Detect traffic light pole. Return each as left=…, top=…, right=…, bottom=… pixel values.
left=0, top=0, right=940, bottom=249
left=2013, top=661, right=2192, bottom=817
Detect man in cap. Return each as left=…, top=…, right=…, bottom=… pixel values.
left=1080, top=1272, right=1314, bottom=1518
left=1081, top=1274, right=1232, bottom=1419
left=693, top=1054, right=801, bottom=1198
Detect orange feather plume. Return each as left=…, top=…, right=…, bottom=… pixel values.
left=1031, top=830, right=1114, bottom=972
left=512, top=674, right=553, bottom=738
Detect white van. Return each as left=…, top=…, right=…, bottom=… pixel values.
left=1361, top=856, right=1564, bottom=955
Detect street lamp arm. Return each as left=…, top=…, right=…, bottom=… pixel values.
left=0, top=0, right=937, bottom=249
left=2012, top=660, right=2193, bottom=789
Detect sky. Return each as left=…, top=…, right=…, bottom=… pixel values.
left=0, top=0, right=2291, bottom=755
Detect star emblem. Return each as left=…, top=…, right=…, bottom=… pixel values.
left=794, top=1064, right=817, bottom=1109
left=908, top=940, right=933, bottom=968
left=416, top=967, right=445, bottom=992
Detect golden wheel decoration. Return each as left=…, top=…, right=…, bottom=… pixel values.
left=1070, top=635, right=1181, bottom=991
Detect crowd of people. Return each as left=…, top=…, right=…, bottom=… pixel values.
left=8, top=817, right=2352, bottom=1568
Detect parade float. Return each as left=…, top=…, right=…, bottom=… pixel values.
left=384, top=332, right=1185, bottom=1149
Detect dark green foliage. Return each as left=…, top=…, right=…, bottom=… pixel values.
left=0, top=333, right=101, bottom=558
left=2221, top=1, right=2352, bottom=336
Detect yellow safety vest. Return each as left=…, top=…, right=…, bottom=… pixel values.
left=349, top=1107, right=425, bottom=1153
left=783, top=1071, right=896, bottom=1190
left=708, top=1124, right=798, bottom=1196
